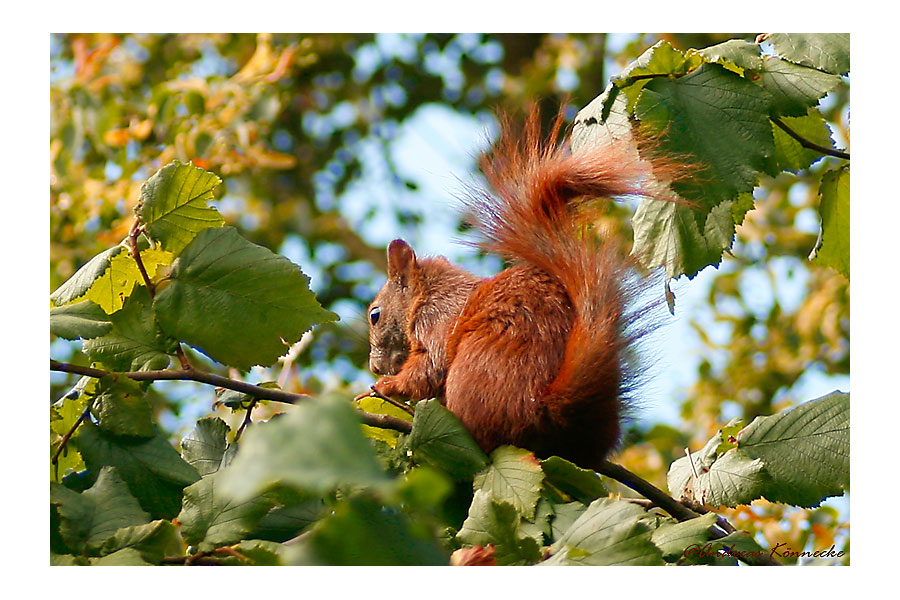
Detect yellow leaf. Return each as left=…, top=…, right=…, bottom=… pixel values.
left=129, top=118, right=153, bottom=140
left=356, top=395, right=412, bottom=448
left=246, top=145, right=298, bottom=169
left=81, top=248, right=174, bottom=314
left=104, top=128, right=131, bottom=148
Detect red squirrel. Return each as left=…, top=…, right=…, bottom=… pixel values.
left=361, top=109, right=680, bottom=469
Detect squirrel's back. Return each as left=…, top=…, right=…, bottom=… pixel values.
left=364, top=107, right=680, bottom=469
left=444, top=109, right=673, bottom=467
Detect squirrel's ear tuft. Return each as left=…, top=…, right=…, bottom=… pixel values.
left=387, top=239, right=416, bottom=286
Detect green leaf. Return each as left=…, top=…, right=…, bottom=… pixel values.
left=456, top=489, right=543, bottom=565
left=649, top=512, right=718, bottom=561
left=393, top=467, right=453, bottom=513
left=667, top=392, right=849, bottom=507
left=284, top=495, right=448, bottom=565
left=632, top=195, right=745, bottom=279
left=694, top=39, right=765, bottom=72
left=50, top=300, right=112, bottom=340
left=758, top=56, right=843, bottom=118
left=474, top=446, right=543, bottom=520
left=767, top=33, right=850, bottom=75
left=405, top=399, right=489, bottom=481
left=631, top=63, right=775, bottom=278
left=153, top=226, right=338, bottom=369
left=547, top=501, right=587, bottom=542
left=51, top=466, right=150, bottom=553
left=250, top=499, right=329, bottom=542
left=618, top=40, right=700, bottom=82
left=82, top=286, right=176, bottom=372
left=50, top=246, right=122, bottom=307
left=50, top=553, right=90, bottom=566
left=177, top=471, right=276, bottom=552
left=92, top=375, right=155, bottom=439
left=89, top=548, right=153, bottom=565
left=98, top=520, right=179, bottom=564
left=811, top=167, right=850, bottom=279
left=218, top=396, right=389, bottom=503
left=540, top=456, right=608, bottom=505
left=573, top=43, right=699, bottom=153
left=736, top=390, right=849, bottom=507
left=770, top=110, right=836, bottom=173
left=75, top=421, right=201, bottom=519
left=180, top=417, right=232, bottom=476
left=636, top=63, right=774, bottom=206
left=613, top=41, right=702, bottom=109
left=543, top=498, right=664, bottom=566
left=135, top=161, right=225, bottom=254
left=667, top=427, right=771, bottom=507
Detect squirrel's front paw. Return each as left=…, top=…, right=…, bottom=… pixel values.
left=372, top=376, right=400, bottom=398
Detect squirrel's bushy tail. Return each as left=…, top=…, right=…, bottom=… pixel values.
left=465, top=108, right=676, bottom=460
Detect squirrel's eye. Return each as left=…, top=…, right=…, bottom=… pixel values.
left=369, top=306, right=381, bottom=325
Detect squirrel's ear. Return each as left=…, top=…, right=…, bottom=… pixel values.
left=387, top=239, right=416, bottom=286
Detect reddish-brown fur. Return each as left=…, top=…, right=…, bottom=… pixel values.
left=365, top=108, right=681, bottom=469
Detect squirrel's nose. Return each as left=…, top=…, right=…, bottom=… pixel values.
left=370, top=359, right=382, bottom=375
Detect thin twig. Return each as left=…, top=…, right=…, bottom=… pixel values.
left=233, top=398, right=258, bottom=443
left=174, top=346, right=192, bottom=370
left=128, top=223, right=156, bottom=296
left=52, top=403, right=93, bottom=480
left=355, top=389, right=414, bottom=416
left=685, top=447, right=699, bottom=482
left=771, top=116, right=850, bottom=160
left=163, top=544, right=254, bottom=565
left=50, top=359, right=414, bottom=433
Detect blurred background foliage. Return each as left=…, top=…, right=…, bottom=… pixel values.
left=50, top=33, right=849, bottom=563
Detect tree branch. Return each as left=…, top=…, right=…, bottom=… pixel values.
left=771, top=116, right=850, bottom=160
left=596, top=459, right=781, bottom=566
left=597, top=459, right=698, bottom=521
left=50, top=359, right=414, bottom=433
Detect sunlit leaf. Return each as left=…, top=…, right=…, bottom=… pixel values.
left=474, top=446, right=543, bottom=520
left=811, top=167, right=850, bottom=278
left=50, top=246, right=122, bottom=307
left=135, top=161, right=224, bottom=254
